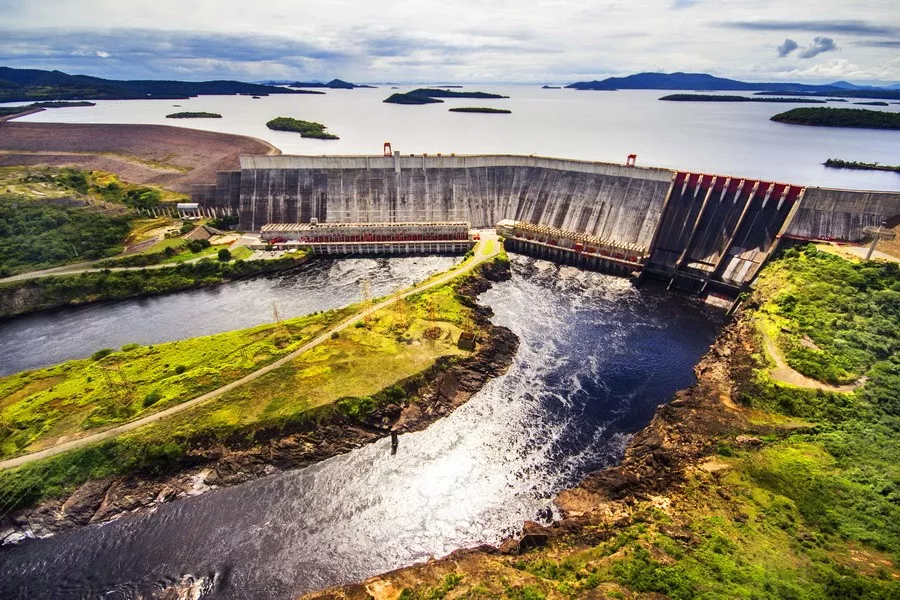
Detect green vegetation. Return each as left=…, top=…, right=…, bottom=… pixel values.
left=265, top=117, right=339, bottom=139
left=0, top=252, right=309, bottom=318
left=449, top=107, right=512, bottom=114
left=771, top=107, right=900, bottom=130
left=207, top=213, right=239, bottom=230
left=0, top=264, right=484, bottom=510
left=165, top=111, right=222, bottom=118
left=853, top=101, right=890, bottom=107
left=0, top=192, right=130, bottom=277
left=0, top=167, right=187, bottom=276
left=217, top=248, right=232, bottom=262
left=755, top=244, right=898, bottom=386
left=384, top=89, right=509, bottom=105
left=659, top=94, right=826, bottom=103
left=824, top=159, right=900, bottom=173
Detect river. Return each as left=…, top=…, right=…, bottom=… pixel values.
left=0, top=255, right=461, bottom=377
left=0, top=256, right=724, bottom=599
left=11, top=86, right=900, bottom=191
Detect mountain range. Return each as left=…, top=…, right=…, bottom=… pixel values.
left=566, top=72, right=900, bottom=99
left=0, top=67, right=312, bottom=102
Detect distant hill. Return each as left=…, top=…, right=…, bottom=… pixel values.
left=565, top=72, right=898, bottom=96
left=0, top=66, right=314, bottom=102
left=289, top=79, right=374, bottom=89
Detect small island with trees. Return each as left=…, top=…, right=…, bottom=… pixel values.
left=659, top=94, right=825, bottom=104
left=265, top=117, right=339, bottom=139
left=384, top=88, right=508, bottom=105
left=770, top=107, right=900, bottom=130
left=853, top=101, right=890, bottom=106
left=165, top=111, right=223, bottom=119
left=824, top=158, right=900, bottom=173
left=449, top=107, right=512, bottom=114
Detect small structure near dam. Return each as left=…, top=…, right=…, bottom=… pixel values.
left=259, top=220, right=473, bottom=254
left=196, top=153, right=900, bottom=294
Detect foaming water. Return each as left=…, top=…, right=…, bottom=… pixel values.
left=0, top=255, right=460, bottom=376
left=0, top=256, right=723, bottom=599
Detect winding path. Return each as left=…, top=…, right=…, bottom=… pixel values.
left=0, top=235, right=499, bottom=470
left=759, top=324, right=863, bottom=393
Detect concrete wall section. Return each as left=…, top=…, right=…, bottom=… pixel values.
left=785, top=187, right=900, bottom=241
left=237, top=155, right=675, bottom=248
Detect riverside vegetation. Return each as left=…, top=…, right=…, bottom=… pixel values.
left=309, top=245, right=900, bottom=600
left=0, top=260, right=493, bottom=514
left=824, top=159, right=900, bottom=174
left=165, top=111, right=222, bottom=119
left=0, top=166, right=176, bottom=276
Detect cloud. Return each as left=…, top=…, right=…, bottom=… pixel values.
left=776, top=38, right=798, bottom=57
left=856, top=40, right=900, bottom=49
left=725, top=20, right=899, bottom=37
left=798, top=36, right=838, bottom=59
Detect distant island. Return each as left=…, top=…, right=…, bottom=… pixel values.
left=0, top=100, right=95, bottom=119
left=659, top=94, right=826, bottom=104
left=824, top=159, right=900, bottom=173
left=449, top=107, right=512, bottom=114
left=384, top=88, right=508, bottom=105
left=542, top=85, right=561, bottom=89
left=566, top=72, right=900, bottom=100
left=853, top=101, right=890, bottom=106
left=265, top=117, right=339, bottom=139
left=770, top=108, right=900, bottom=130
left=0, top=66, right=313, bottom=102
left=165, top=111, right=223, bottom=119
left=289, top=78, right=373, bottom=89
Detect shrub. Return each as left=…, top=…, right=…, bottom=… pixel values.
left=163, top=246, right=179, bottom=258
left=217, top=248, right=232, bottom=262
left=143, top=390, right=163, bottom=407
left=91, top=348, right=114, bottom=361
left=180, top=221, right=196, bottom=234
left=120, top=343, right=139, bottom=352
left=186, top=239, right=211, bottom=253
left=174, top=365, right=187, bottom=374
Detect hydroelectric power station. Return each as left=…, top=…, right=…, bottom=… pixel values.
left=194, top=153, right=900, bottom=295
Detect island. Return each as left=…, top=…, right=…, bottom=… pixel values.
left=542, top=85, right=561, bottom=89
left=448, top=107, right=512, bottom=114
left=853, top=101, right=890, bottom=106
left=384, top=88, right=509, bottom=105
left=165, top=111, right=223, bottom=119
left=289, top=78, right=373, bottom=89
left=265, top=117, right=339, bottom=139
left=770, top=107, right=900, bottom=130
left=824, top=159, right=900, bottom=173
left=659, top=94, right=826, bottom=103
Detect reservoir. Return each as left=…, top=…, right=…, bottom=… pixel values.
left=14, top=86, right=900, bottom=191
left=0, top=256, right=723, bottom=599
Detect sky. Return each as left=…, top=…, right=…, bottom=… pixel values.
left=1, top=0, right=898, bottom=85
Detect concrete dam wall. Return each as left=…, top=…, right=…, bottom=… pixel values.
left=198, top=154, right=900, bottom=290
left=233, top=155, right=675, bottom=251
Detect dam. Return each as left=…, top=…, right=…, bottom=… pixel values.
left=194, top=153, right=900, bottom=293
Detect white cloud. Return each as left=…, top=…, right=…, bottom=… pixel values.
left=0, top=0, right=897, bottom=83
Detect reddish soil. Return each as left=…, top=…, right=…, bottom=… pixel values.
left=0, top=122, right=280, bottom=193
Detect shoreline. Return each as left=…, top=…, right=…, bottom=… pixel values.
left=0, top=260, right=519, bottom=546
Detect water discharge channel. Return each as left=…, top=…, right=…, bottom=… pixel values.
left=0, top=255, right=724, bottom=598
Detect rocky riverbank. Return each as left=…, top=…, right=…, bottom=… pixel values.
left=302, top=311, right=761, bottom=599
left=0, top=260, right=518, bottom=545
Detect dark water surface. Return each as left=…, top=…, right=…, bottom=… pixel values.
left=0, top=256, right=461, bottom=377
left=0, top=256, right=724, bottom=599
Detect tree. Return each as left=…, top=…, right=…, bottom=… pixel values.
left=217, top=248, right=232, bottom=262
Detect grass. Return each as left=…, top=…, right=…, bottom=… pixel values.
left=0, top=260, right=488, bottom=511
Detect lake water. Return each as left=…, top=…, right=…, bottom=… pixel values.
left=0, top=256, right=723, bottom=599
left=12, top=86, right=900, bottom=191
left=0, top=256, right=460, bottom=377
